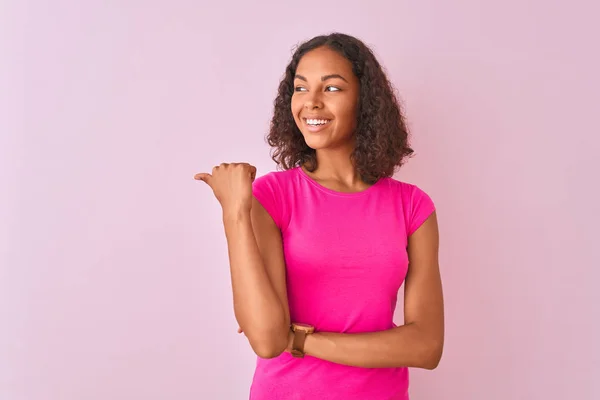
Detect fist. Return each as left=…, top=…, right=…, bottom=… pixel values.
left=194, top=163, right=257, bottom=213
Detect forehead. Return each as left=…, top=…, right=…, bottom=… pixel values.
left=296, top=46, right=354, bottom=77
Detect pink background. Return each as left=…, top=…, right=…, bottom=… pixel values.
left=2, top=1, right=599, bottom=399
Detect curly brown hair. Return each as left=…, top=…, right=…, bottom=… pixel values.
left=267, top=32, right=414, bottom=184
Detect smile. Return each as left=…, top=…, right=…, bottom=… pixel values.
left=303, top=118, right=332, bottom=132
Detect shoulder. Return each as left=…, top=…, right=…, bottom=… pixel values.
left=253, top=167, right=298, bottom=187
left=252, top=166, right=297, bottom=195
left=384, top=177, right=434, bottom=203
left=252, top=167, right=299, bottom=232
left=384, top=177, right=436, bottom=236
left=252, top=167, right=299, bottom=196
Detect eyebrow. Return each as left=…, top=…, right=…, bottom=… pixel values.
left=294, top=74, right=348, bottom=83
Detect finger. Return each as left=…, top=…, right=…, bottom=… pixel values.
left=249, top=165, right=257, bottom=181
left=194, top=173, right=212, bottom=184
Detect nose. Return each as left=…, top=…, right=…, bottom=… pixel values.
left=304, top=91, right=323, bottom=110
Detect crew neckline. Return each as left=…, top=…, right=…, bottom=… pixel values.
left=296, top=166, right=384, bottom=197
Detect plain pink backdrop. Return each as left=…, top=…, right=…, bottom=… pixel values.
left=2, top=1, right=599, bottom=399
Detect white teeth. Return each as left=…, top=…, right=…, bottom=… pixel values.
left=306, top=119, right=329, bottom=126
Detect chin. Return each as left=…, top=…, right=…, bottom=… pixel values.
left=302, top=135, right=330, bottom=150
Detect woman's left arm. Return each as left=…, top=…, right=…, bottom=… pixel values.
left=296, top=211, right=444, bottom=369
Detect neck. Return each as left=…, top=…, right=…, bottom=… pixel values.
left=305, top=145, right=366, bottom=189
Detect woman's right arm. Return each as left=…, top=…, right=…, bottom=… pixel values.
left=222, top=196, right=290, bottom=359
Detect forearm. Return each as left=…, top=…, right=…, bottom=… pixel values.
left=303, top=323, right=443, bottom=369
left=223, top=209, right=288, bottom=357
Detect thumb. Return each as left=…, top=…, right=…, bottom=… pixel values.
left=194, top=173, right=212, bottom=185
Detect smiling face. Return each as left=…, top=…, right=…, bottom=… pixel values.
left=291, top=46, right=360, bottom=152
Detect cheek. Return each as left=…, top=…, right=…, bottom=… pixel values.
left=291, top=96, right=301, bottom=116
left=335, top=102, right=358, bottom=128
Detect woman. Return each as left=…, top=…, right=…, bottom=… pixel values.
left=195, top=32, right=444, bottom=400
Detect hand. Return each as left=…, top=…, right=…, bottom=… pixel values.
left=194, top=163, right=257, bottom=214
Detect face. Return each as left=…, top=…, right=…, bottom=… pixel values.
left=291, top=46, right=360, bottom=151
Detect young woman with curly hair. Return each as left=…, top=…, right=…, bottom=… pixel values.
left=195, top=32, right=444, bottom=400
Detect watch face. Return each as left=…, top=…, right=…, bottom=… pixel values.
left=293, top=323, right=315, bottom=333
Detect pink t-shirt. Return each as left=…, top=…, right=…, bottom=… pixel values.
left=249, top=166, right=435, bottom=400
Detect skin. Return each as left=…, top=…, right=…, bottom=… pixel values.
left=195, top=163, right=290, bottom=358
left=292, top=46, right=370, bottom=192
left=196, top=46, right=444, bottom=368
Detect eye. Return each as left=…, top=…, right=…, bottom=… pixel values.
left=295, top=86, right=307, bottom=92
left=325, top=86, right=340, bottom=92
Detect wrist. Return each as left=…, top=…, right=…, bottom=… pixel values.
left=222, top=206, right=251, bottom=223
left=304, top=332, right=334, bottom=358
left=304, top=331, right=323, bottom=356
left=290, top=323, right=315, bottom=358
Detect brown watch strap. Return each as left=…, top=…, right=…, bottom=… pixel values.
left=291, top=329, right=308, bottom=358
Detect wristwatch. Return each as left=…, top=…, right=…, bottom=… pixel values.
left=290, top=323, right=315, bottom=358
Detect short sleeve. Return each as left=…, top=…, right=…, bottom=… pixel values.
left=252, top=172, right=284, bottom=231
left=406, top=184, right=436, bottom=236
